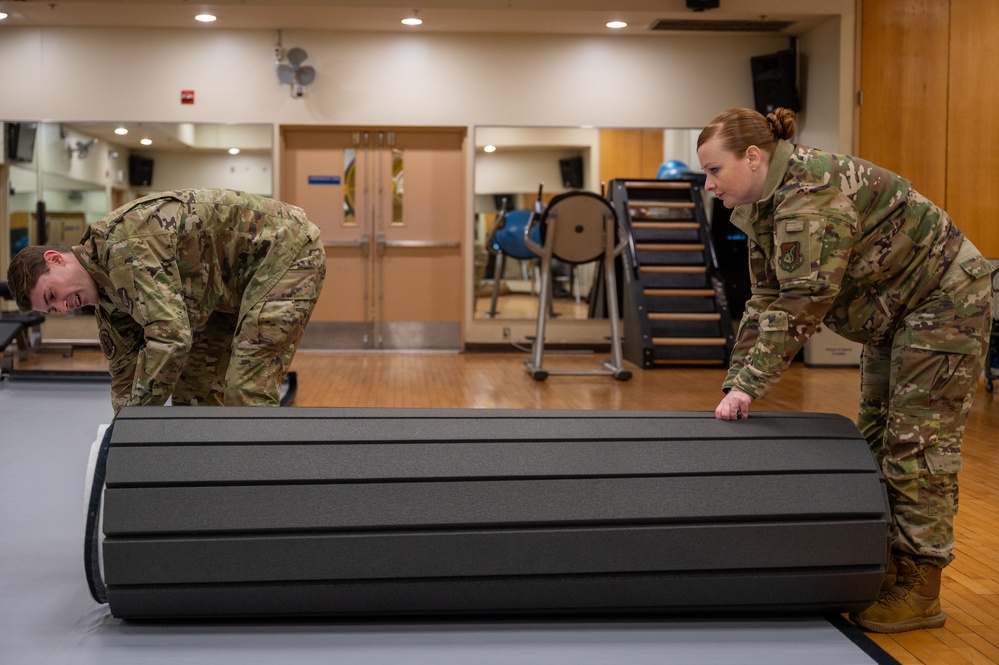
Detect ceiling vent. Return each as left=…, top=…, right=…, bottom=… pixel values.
left=650, top=19, right=794, bottom=32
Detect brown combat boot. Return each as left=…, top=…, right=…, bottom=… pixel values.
left=880, top=554, right=897, bottom=592
left=850, top=556, right=947, bottom=633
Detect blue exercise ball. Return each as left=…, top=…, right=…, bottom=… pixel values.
left=492, top=209, right=542, bottom=260
left=657, top=159, right=694, bottom=180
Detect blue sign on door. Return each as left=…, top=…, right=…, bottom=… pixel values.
left=308, top=175, right=341, bottom=185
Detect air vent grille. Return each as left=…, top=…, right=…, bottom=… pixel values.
left=650, top=19, right=793, bottom=32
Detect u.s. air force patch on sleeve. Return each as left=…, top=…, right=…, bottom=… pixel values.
left=778, top=241, right=804, bottom=272
left=99, top=330, right=116, bottom=359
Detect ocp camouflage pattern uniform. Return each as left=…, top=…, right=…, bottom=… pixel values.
left=726, top=139, right=994, bottom=567
left=73, top=189, right=326, bottom=415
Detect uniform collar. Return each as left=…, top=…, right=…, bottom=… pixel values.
left=728, top=139, right=795, bottom=237
left=72, top=237, right=115, bottom=293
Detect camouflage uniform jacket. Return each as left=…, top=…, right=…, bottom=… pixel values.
left=723, top=139, right=973, bottom=399
left=72, top=189, right=319, bottom=409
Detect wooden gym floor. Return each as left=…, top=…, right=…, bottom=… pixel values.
left=10, top=347, right=999, bottom=665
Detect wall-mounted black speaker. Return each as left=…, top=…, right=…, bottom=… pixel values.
left=559, top=156, right=584, bottom=189
left=128, top=154, right=154, bottom=187
left=686, top=0, right=720, bottom=10
left=750, top=49, right=800, bottom=115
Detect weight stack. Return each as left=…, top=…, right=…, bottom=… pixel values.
left=85, top=407, right=890, bottom=620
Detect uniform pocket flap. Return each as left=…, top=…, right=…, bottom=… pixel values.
left=923, top=449, right=962, bottom=475
left=959, top=255, right=995, bottom=280
left=759, top=311, right=789, bottom=332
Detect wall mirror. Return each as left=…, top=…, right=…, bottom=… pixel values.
left=472, top=125, right=701, bottom=321
left=4, top=121, right=273, bottom=266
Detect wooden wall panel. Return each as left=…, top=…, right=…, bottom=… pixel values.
left=946, top=0, right=999, bottom=257
left=599, top=129, right=664, bottom=186
left=858, top=0, right=949, bottom=205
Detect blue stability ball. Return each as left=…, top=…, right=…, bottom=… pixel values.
left=492, top=209, right=542, bottom=260
left=657, top=159, right=693, bottom=180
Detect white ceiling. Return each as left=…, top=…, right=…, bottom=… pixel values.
left=0, top=0, right=830, bottom=37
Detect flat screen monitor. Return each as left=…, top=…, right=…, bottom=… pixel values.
left=6, top=122, right=38, bottom=163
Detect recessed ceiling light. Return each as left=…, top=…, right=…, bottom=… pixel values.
left=140, top=138, right=153, bottom=146
left=0, top=13, right=9, bottom=20
left=114, top=127, right=128, bottom=135
left=402, top=9, right=422, bottom=26
left=607, top=21, right=628, bottom=29
left=483, top=145, right=496, bottom=153
left=228, top=148, right=241, bottom=155
left=195, top=14, right=217, bottom=23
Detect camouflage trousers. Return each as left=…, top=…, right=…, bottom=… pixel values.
left=857, top=239, right=993, bottom=568
left=171, top=237, right=326, bottom=407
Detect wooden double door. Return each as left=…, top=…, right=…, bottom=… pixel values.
left=281, top=127, right=466, bottom=349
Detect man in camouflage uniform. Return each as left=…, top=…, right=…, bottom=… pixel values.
left=7, top=189, right=326, bottom=414
left=699, top=108, right=993, bottom=633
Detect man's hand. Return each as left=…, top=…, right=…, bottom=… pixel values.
left=715, top=389, right=752, bottom=420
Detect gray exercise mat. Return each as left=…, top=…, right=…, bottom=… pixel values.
left=94, top=406, right=890, bottom=619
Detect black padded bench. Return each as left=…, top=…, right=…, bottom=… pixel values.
left=87, top=407, right=890, bottom=620
left=0, top=313, right=45, bottom=361
left=1, top=280, right=42, bottom=361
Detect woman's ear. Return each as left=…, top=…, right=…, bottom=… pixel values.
left=745, top=145, right=762, bottom=172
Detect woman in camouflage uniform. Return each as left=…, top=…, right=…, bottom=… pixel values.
left=7, top=189, right=325, bottom=414
left=697, top=108, right=993, bottom=633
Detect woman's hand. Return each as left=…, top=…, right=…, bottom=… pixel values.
left=715, top=389, right=753, bottom=420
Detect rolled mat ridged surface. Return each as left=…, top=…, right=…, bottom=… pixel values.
left=90, top=407, right=890, bottom=620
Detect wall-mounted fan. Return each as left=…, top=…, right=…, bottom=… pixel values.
left=277, top=47, right=316, bottom=98
left=68, top=138, right=99, bottom=159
